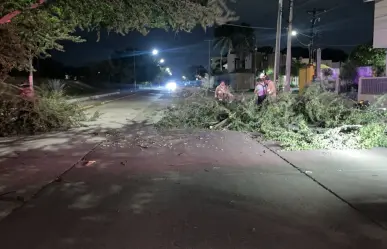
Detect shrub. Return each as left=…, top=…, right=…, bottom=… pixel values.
left=0, top=87, right=92, bottom=136
left=43, top=79, right=68, bottom=92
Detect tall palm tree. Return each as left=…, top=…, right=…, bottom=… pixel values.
left=213, top=24, right=234, bottom=72
left=213, top=23, right=255, bottom=71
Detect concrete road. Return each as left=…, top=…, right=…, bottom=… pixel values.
left=0, top=89, right=386, bottom=249
left=76, top=90, right=136, bottom=108
left=82, top=89, right=169, bottom=129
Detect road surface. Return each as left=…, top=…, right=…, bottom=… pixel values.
left=0, top=89, right=386, bottom=249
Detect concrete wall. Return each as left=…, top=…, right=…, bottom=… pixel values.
left=245, top=53, right=252, bottom=70
left=227, top=53, right=237, bottom=72
left=213, top=73, right=254, bottom=91
left=373, top=0, right=387, bottom=48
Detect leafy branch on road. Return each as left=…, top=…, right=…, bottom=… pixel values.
left=157, top=86, right=387, bottom=150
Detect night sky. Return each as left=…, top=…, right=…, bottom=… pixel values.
left=52, top=0, right=375, bottom=76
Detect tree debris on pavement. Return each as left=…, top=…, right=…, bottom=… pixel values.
left=156, top=86, right=387, bottom=150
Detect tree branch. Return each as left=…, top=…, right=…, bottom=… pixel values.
left=0, top=0, right=45, bottom=24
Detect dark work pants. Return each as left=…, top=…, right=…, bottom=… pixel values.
left=257, top=95, right=266, bottom=105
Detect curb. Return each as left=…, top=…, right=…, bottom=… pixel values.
left=66, top=91, right=121, bottom=104
left=80, top=91, right=136, bottom=110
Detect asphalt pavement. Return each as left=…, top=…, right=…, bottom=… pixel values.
left=0, top=89, right=386, bottom=249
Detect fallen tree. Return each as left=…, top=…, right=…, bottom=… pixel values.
left=156, top=86, right=387, bottom=150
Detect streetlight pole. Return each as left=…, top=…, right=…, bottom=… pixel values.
left=205, top=40, right=211, bottom=76
left=273, top=0, right=283, bottom=85
left=133, top=48, right=136, bottom=91
left=204, top=40, right=212, bottom=89
left=285, top=0, right=294, bottom=92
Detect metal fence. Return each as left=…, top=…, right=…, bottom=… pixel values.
left=358, top=77, right=387, bottom=104
left=359, top=77, right=387, bottom=95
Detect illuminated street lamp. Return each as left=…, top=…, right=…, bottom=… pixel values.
left=152, top=49, right=159, bottom=55
left=159, top=58, right=165, bottom=64
left=291, top=30, right=297, bottom=36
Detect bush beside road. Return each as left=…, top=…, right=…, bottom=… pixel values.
left=0, top=88, right=136, bottom=137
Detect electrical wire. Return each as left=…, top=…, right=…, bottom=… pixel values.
left=295, top=36, right=310, bottom=47
left=294, top=0, right=319, bottom=9
left=223, top=23, right=277, bottom=30
left=316, top=44, right=359, bottom=47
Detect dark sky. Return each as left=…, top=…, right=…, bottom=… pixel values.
left=52, top=0, right=375, bottom=76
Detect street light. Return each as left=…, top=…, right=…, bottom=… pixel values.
left=159, top=58, right=165, bottom=64
left=152, top=49, right=159, bottom=55
left=292, top=30, right=312, bottom=38
left=165, top=67, right=172, bottom=76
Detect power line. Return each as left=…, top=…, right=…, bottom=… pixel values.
left=316, top=44, right=359, bottom=47
left=316, top=3, right=351, bottom=16
left=295, top=36, right=310, bottom=47
left=223, top=23, right=276, bottom=30
left=294, top=0, right=319, bottom=9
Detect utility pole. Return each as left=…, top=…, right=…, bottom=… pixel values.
left=307, top=8, right=326, bottom=64
left=316, top=48, right=321, bottom=80
left=28, top=53, right=34, bottom=92
left=205, top=40, right=212, bottom=88
left=273, top=0, right=283, bottom=84
left=205, top=40, right=211, bottom=77
left=284, top=0, right=294, bottom=92
left=133, top=48, right=136, bottom=90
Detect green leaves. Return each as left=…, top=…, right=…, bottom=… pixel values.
left=0, top=0, right=238, bottom=78
left=158, top=86, right=387, bottom=151
left=50, top=0, right=238, bottom=35
left=350, top=43, right=386, bottom=69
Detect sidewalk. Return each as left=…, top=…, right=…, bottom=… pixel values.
left=277, top=148, right=387, bottom=229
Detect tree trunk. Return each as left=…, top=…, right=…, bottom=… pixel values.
left=28, top=55, right=34, bottom=91
left=220, top=53, right=223, bottom=72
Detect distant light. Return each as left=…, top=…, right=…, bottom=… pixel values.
left=152, top=49, right=159, bottom=55
left=166, top=81, right=177, bottom=91
left=182, top=76, right=186, bottom=80
left=291, top=30, right=297, bottom=36
left=159, top=58, right=164, bottom=63
left=166, top=67, right=170, bottom=71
